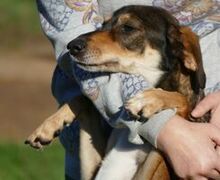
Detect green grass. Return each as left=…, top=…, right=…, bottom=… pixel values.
left=0, top=0, right=40, bottom=34
left=0, top=141, right=64, bottom=180
left=0, top=0, right=42, bottom=47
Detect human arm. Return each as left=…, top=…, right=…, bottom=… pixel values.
left=154, top=85, right=220, bottom=179
left=157, top=115, right=220, bottom=179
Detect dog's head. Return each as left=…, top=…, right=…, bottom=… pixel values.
left=68, top=5, right=205, bottom=97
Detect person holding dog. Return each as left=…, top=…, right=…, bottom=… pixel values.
left=36, top=0, right=220, bottom=179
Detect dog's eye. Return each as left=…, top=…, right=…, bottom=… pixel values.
left=121, top=24, right=135, bottom=33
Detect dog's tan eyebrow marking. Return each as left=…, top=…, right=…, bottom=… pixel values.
left=116, top=13, right=144, bottom=30
left=117, top=14, right=131, bottom=24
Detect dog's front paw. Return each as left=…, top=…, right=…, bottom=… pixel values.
left=25, top=118, right=62, bottom=149
left=25, top=104, right=75, bottom=149
left=125, top=91, right=164, bottom=120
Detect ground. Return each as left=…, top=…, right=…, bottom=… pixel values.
left=0, top=39, right=57, bottom=141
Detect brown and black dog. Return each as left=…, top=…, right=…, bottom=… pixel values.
left=25, top=5, right=208, bottom=179
left=67, top=5, right=207, bottom=121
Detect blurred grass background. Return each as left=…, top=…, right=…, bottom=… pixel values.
left=0, top=0, right=42, bottom=48
left=0, top=142, right=63, bottom=180
left=0, top=0, right=65, bottom=179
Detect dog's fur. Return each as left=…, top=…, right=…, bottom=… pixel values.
left=25, top=5, right=208, bottom=180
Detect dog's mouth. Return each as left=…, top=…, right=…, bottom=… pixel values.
left=73, top=57, right=120, bottom=72
left=76, top=61, right=118, bottom=67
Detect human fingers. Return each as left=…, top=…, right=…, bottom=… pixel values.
left=158, top=118, right=218, bottom=179
left=191, top=95, right=216, bottom=118
left=206, top=169, right=220, bottom=180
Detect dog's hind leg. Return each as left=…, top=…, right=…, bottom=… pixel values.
left=78, top=99, right=108, bottom=180
left=133, top=149, right=171, bottom=180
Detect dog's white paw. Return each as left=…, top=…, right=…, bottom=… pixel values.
left=125, top=91, right=164, bottom=120
left=125, top=92, right=146, bottom=118
left=25, top=119, right=61, bottom=149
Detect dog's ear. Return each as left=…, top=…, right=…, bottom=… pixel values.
left=166, top=25, right=206, bottom=92
left=180, top=27, right=200, bottom=71
left=180, top=26, right=206, bottom=91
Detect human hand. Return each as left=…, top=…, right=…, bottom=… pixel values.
left=157, top=115, right=220, bottom=179
left=191, top=90, right=220, bottom=168
left=191, top=90, right=220, bottom=128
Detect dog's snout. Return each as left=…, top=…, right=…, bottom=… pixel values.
left=67, top=38, right=86, bottom=56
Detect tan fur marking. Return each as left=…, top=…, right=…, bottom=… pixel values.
left=117, top=14, right=131, bottom=24
left=180, top=26, right=200, bottom=71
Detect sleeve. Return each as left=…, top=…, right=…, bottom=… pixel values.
left=137, top=109, right=176, bottom=147
left=205, top=82, right=220, bottom=95
left=36, top=0, right=103, bottom=59
left=36, top=0, right=103, bottom=103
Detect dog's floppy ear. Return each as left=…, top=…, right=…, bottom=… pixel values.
left=180, top=26, right=206, bottom=91
left=166, top=25, right=206, bottom=92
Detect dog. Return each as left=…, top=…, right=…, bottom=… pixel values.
left=25, top=5, right=208, bottom=179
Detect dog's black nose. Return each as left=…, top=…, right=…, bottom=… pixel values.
left=67, top=37, right=86, bottom=56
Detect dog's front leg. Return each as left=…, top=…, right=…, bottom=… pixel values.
left=25, top=95, right=107, bottom=180
left=25, top=95, right=87, bottom=149
left=125, top=88, right=189, bottom=120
